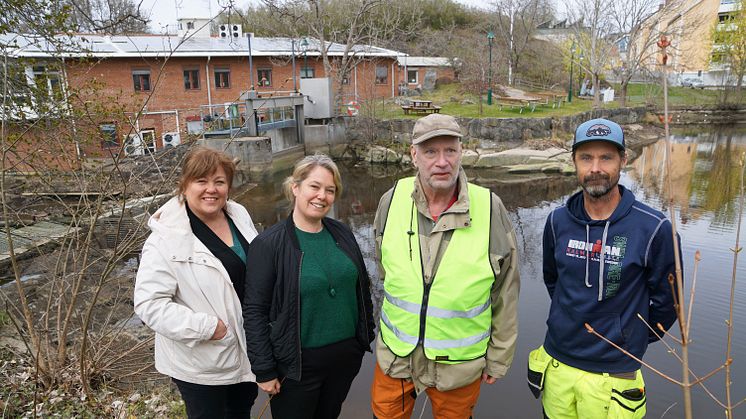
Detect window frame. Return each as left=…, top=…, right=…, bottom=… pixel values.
left=407, top=69, right=418, bottom=84
left=300, top=66, right=315, bottom=79
left=214, top=68, right=231, bottom=88
left=99, top=123, right=118, bottom=148
left=183, top=68, right=200, bottom=90
left=132, top=69, right=151, bottom=92
left=257, top=68, right=272, bottom=87
left=375, top=65, right=388, bottom=85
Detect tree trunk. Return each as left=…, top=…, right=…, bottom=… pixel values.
left=619, top=80, right=628, bottom=107
left=592, top=75, right=601, bottom=108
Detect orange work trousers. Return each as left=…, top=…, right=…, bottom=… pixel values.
left=370, top=363, right=481, bottom=419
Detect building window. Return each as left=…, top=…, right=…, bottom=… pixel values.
left=215, top=68, right=230, bottom=88
left=187, top=21, right=195, bottom=29
left=31, top=65, right=63, bottom=100
left=407, top=69, right=418, bottom=84
left=258, top=69, right=272, bottom=87
left=184, top=69, right=200, bottom=90
left=132, top=69, right=151, bottom=92
left=375, top=65, right=388, bottom=84
left=100, top=123, right=118, bottom=148
left=301, top=66, right=315, bottom=79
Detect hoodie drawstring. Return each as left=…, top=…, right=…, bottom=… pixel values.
left=584, top=225, right=591, bottom=288
left=584, top=221, right=611, bottom=302
left=598, top=221, right=610, bottom=301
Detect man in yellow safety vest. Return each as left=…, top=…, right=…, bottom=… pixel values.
left=370, top=113, right=521, bottom=419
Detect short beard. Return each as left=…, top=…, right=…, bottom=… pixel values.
left=581, top=174, right=617, bottom=199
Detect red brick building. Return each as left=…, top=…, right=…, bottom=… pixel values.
left=4, top=31, right=410, bottom=166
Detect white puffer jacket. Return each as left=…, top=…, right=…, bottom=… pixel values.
left=134, top=196, right=258, bottom=385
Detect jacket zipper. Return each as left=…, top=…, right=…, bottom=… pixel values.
left=296, top=251, right=304, bottom=381
left=418, top=282, right=432, bottom=346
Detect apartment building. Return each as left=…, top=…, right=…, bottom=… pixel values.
left=637, top=0, right=742, bottom=85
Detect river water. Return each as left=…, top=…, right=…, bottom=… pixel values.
left=239, top=126, right=746, bottom=418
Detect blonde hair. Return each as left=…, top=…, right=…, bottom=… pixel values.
left=282, top=154, right=343, bottom=203
left=178, top=147, right=236, bottom=196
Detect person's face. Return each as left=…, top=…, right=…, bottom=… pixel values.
left=573, top=141, right=626, bottom=199
left=411, top=136, right=462, bottom=195
left=292, top=166, right=337, bottom=224
left=184, top=166, right=229, bottom=220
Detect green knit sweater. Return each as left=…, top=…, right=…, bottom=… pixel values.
left=295, top=227, right=359, bottom=348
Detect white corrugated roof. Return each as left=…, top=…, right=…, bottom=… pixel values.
left=0, top=33, right=407, bottom=59
left=396, top=56, right=451, bottom=67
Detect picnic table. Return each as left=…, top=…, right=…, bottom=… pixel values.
left=401, top=99, right=442, bottom=115
left=494, top=97, right=539, bottom=113
left=532, top=92, right=566, bottom=108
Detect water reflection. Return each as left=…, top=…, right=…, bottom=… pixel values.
left=239, top=126, right=746, bottom=418
left=629, top=128, right=746, bottom=226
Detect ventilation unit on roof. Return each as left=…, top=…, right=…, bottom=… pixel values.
left=162, top=132, right=181, bottom=148
left=124, top=134, right=144, bottom=156
left=219, top=24, right=242, bottom=39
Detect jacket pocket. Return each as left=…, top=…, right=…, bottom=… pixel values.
left=547, top=302, right=626, bottom=363
left=173, top=325, right=241, bottom=374
left=269, top=311, right=294, bottom=365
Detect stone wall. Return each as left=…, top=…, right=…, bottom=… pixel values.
left=339, top=106, right=648, bottom=149
left=666, top=106, right=746, bottom=125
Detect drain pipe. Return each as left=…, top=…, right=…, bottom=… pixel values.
left=206, top=56, right=212, bottom=108
left=247, top=34, right=254, bottom=89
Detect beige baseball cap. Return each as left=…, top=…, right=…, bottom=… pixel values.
left=411, top=114, right=463, bottom=145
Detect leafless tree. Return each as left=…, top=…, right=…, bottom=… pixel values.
left=607, top=0, right=661, bottom=106
left=563, top=0, right=614, bottom=108
left=248, top=0, right=419, bottom=108
left=65, top=0, right=150, bottom=34
left=490, top=0, right=553, bottom=86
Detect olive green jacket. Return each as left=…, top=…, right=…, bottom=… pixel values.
left=373, top=169, right=520, bottom=392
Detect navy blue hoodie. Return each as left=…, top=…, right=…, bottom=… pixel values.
left=542, top=185, right=680, bottom=373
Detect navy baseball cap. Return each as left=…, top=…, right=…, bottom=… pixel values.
left=572, top=118, right=625, bottom=151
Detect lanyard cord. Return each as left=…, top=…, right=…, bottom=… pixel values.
left=407, top=199, right=416, bottom=261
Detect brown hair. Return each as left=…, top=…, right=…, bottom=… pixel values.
left=178, top=147, right=237, bottom=196
left=282, top=154, right=343, bottom=203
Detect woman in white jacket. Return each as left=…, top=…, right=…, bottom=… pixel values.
left=134, top=147, right=258, bottom=418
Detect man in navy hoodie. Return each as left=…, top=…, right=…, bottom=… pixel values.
left=530, top=118, right=679, bottom=418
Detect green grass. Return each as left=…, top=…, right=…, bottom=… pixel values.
left=619, top=82, right=721, bottom=107
left=361, top=82, right=723, bottom=120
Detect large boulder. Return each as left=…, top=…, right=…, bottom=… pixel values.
left=461, top=149, right=479, bottom=167
left=366, top=145, right=402, bottom=163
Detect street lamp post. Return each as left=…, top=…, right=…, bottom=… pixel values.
left=568, top=42, right=575, bottom=103
left=300, top=37, right=309, bottom=79
left=487, top=31, right=494, bottom=106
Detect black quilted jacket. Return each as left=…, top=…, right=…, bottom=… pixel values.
left=242, top=214, right=375, bottom=382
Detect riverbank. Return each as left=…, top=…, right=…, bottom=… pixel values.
left=333, top=106, right=663, bottom=175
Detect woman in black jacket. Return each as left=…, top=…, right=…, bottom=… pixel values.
left=243, top=154, right=375, bottom=419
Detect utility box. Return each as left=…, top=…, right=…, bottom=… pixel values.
left=300, top=77, right=333, bottom=119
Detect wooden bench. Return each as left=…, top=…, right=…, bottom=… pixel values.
left=401, top=99, right=441, bottom=115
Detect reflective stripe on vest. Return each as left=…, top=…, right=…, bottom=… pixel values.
left=379, top=177, right=495, bottom=363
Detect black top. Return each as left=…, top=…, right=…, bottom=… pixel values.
left=186, top=203, right=250, bottom=302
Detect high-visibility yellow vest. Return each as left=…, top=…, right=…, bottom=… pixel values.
left=379, top=177, right=495, bottom=363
